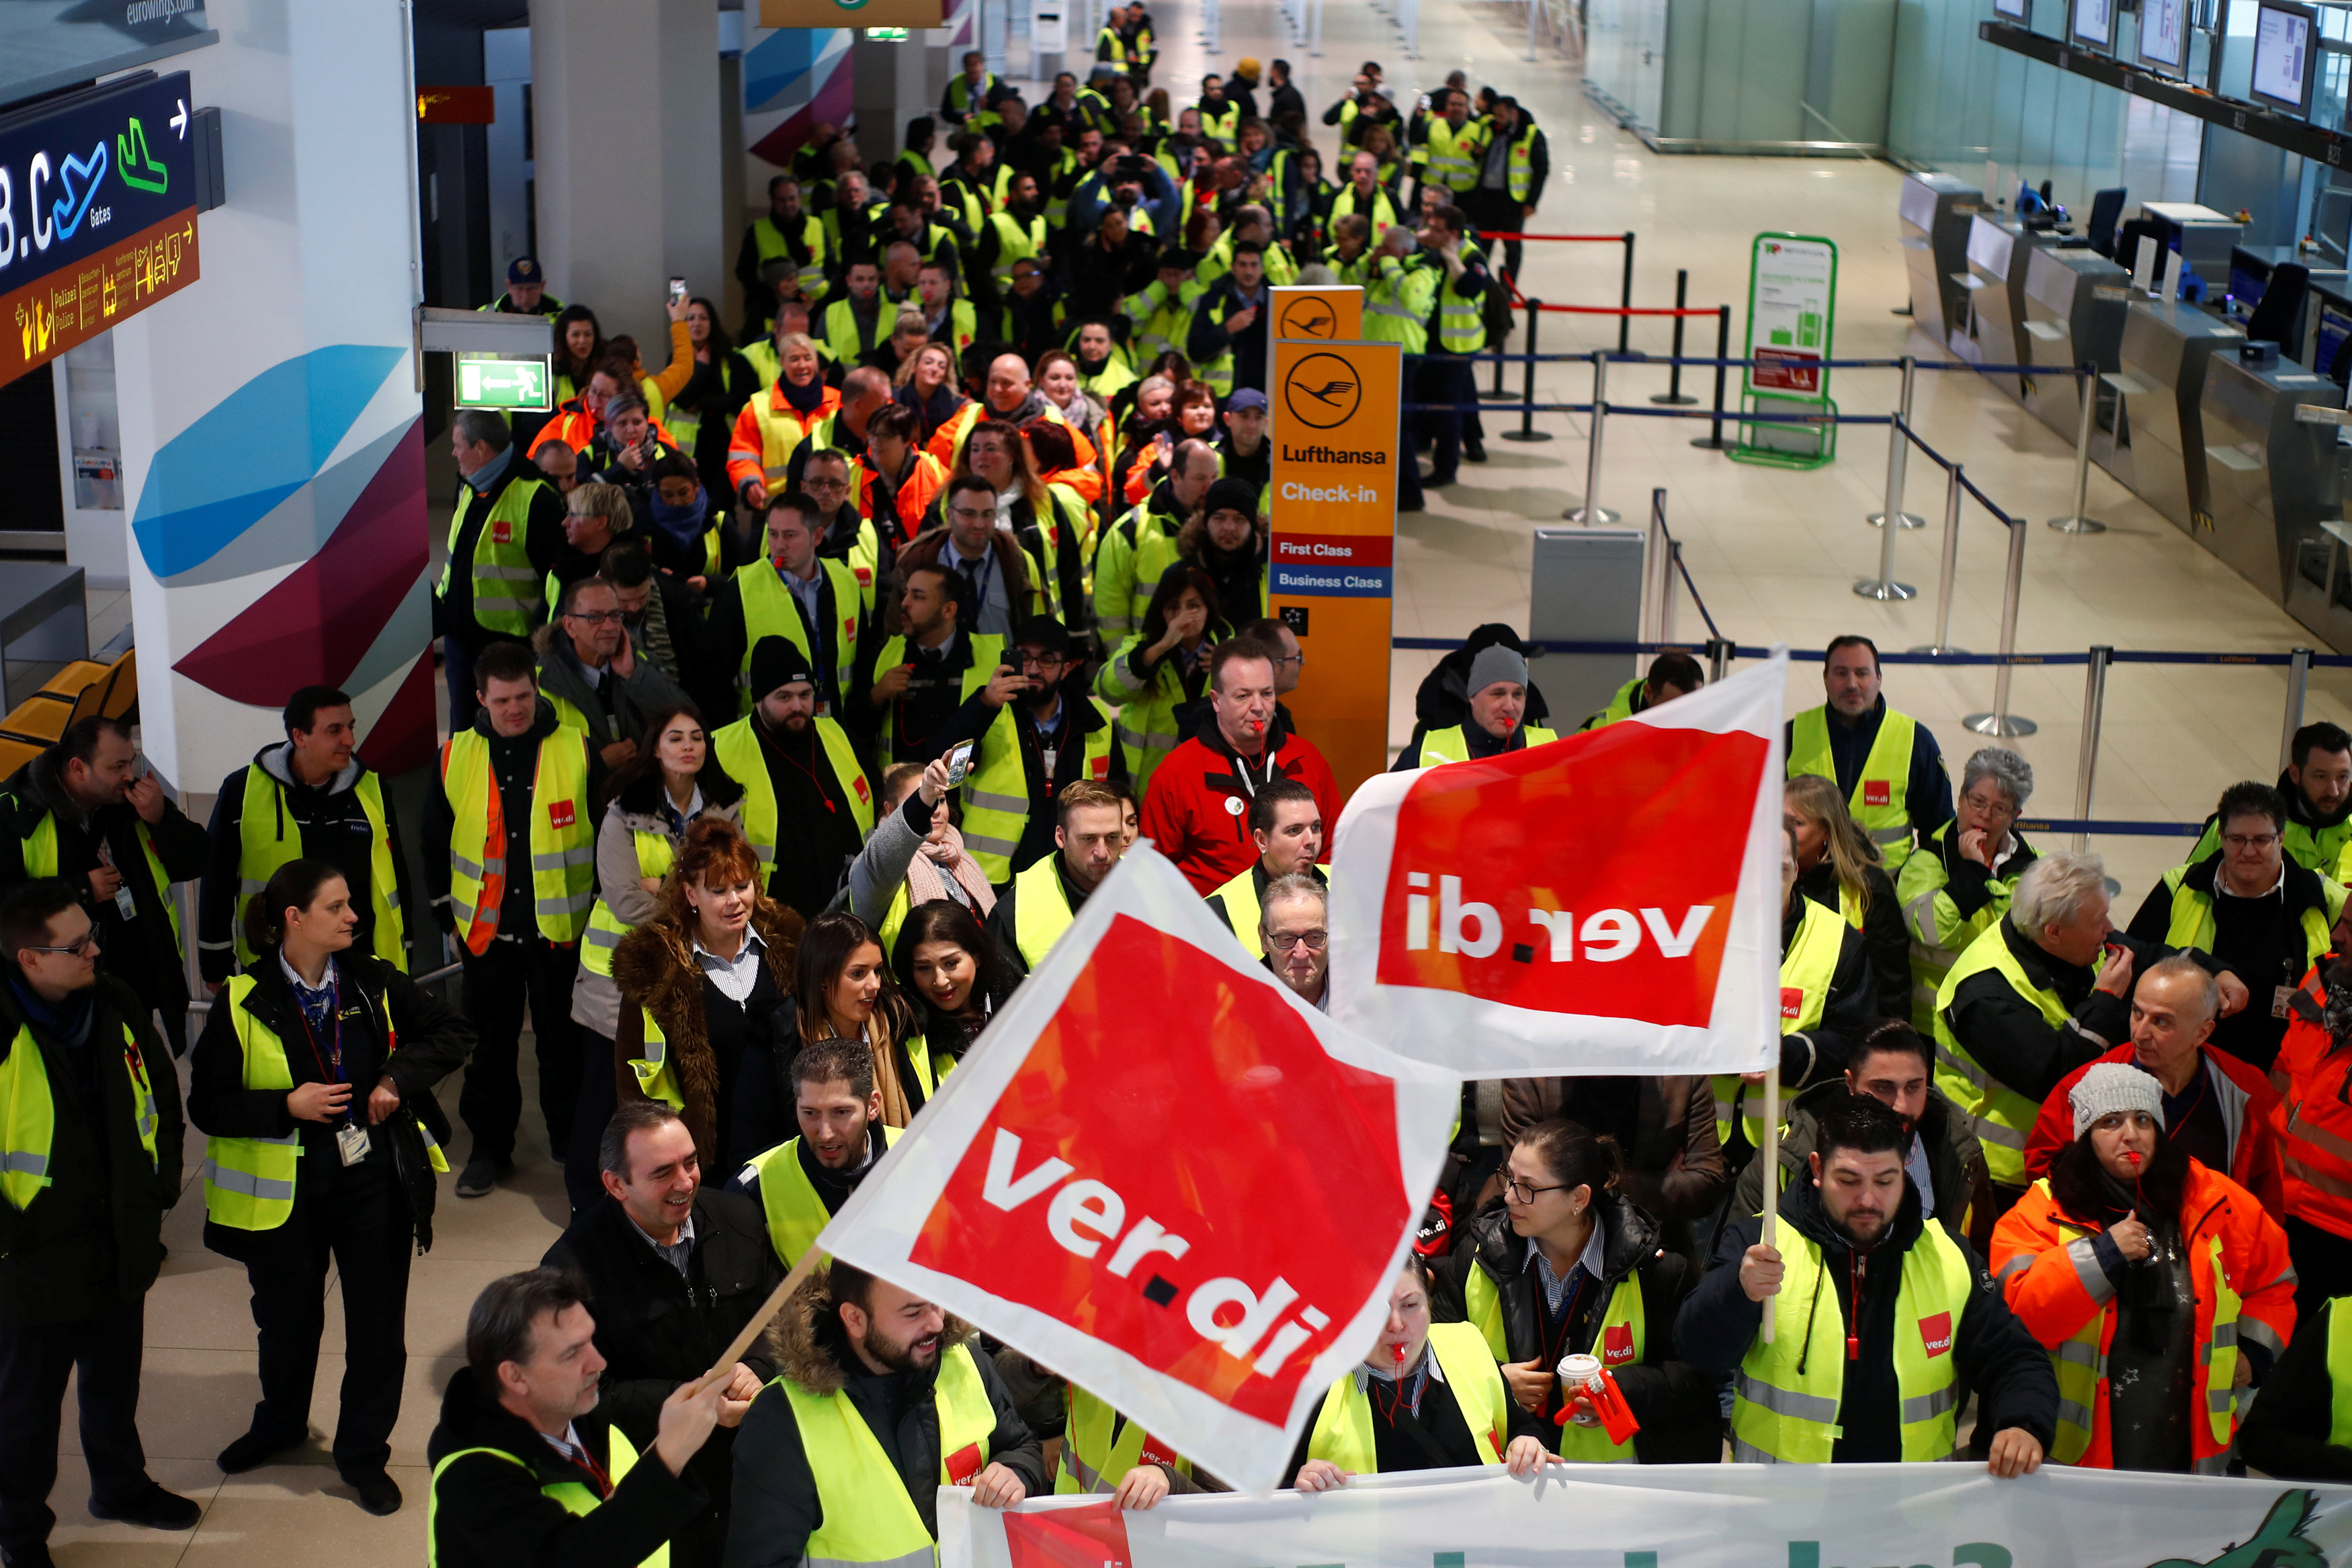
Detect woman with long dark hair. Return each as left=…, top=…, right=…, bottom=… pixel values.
left=550, top=304, right=605, bottom=404
left=730, top=910, right=933, bottom=1159
left=666, top=296, right=758, bottom=502
left=1991, top=1061, right=2295, bottom=1472
left=1431, top=1119, right=1718, bottom=1462
left=891, top=898, right=1018, bottom=1076
left=1097, top=563, right=1230, bottom=795
left=189, top=859, right=471, bottom=1514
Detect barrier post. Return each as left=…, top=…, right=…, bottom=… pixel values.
left=2074, top=644, right=2111, bottom=853
left=1707, top=637, right=1730, bottom=683
left=1312, top=0, right=1325, bottom=53
left=1662, top=541, right=1681, bottom=640
left=1853, top=406, right=1918, bottom=601
left=1617, top=232, right=1635, bottom=354
left=1564, top=351, right=1619, bottom=522
left=1693, top=305, right=1731, bottom=449
left=2282, top=647, right=2314, bottom=771
left=1503, top=296, right=1551, bottom=443
left=1965, top=514, right=2039, bottom=736
left=2047, top=365, right=2108, bottom=535
left=1867, top=355, right=1924, bottom=531
left=1913, top=463, right=1968, bottom=655
left=1652, top=271, right=1695, bottom=406
left=1643, top=488, right=1669, bottom=640
left=1525, top=0, right=1538, bottom=58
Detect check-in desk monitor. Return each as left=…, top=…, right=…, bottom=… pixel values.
left=2313, top=289, right=2352, bottom=380
left=2251, top=0, right=2320, bottom=116
left=2072, top=0, right=2117, bottom=49
left=2138, top=0, right=2187, bottom=69
left=2229, top=249, right=2272, bottom=324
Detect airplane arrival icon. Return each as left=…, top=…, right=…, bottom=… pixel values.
left=1282, top=351, right=1361, bottom=431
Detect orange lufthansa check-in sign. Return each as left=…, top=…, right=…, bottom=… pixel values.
left=1269, top=336, right=1399, bottom=799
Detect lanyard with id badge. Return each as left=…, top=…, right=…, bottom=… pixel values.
left=295, top=985, right=371, bottom=1166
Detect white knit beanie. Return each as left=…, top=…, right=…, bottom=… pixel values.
left=2069, top=1061, right=2166, bottom=1140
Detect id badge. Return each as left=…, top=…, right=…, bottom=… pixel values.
left=336, top=1124, right=370, bottom=1166
left=2275, top=985, right=2299, bottom=1020
left=112, top=885, right=136, bottom=921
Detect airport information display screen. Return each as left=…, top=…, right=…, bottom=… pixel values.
left=2251, top=2, right=2317, bottom=114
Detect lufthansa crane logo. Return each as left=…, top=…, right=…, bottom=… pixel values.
left=1277, top=296, right=1338, bottom=339
left=1282, top=352, right=1361, bottom=431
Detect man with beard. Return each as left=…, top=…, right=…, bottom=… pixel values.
left=726, top=1258, right=1044, bottom=1568
left=1677, top=1094, right=2056, bottom=1469
left=730, top=1038, right=896, bottom=1267
left=926, top=615, right=1124, bottom=883
left=2189, top=722, right=2352, bottom=877
left=709, top=638, right=874, bottom=920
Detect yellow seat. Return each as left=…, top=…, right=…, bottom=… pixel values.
left=97, top=648, right=137, bottom=721
left=38, top=660, right=110, bottom=703
left=0, top=694, right=75, bottom=745
left=0, top=736, right=40, bottom=781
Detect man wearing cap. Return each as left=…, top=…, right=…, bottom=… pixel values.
left=1991, top=1061, right=2293, bottom=1473
left=480, top=257, right=563, bottom=319
left=1391, top=644, right=1558, bottom=768
left=1214, top=388, right=1271, bottom=499
left=1139, top=638, right=1340, bottom=896
left=923, top=615, right=1124, bottom=884
left=711, top=638, right=874, bottom=920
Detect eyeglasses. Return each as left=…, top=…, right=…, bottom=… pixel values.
left=1272, top=650, right=1305, bottom=668
left=1503, top=1175, right=1570, bottom=1204
left=566, top=609, right=624, bottom=625
left=1962, top=792, right=2019, bottom=820
left=1017, top=653, right=1067, bottom=670
left=23, top=932, right=97, bottom=957
left=2222, top=832, right=2283, bottom=851
left=804, top=476, right=851, bottom=492
left=1265, top=928, right=1327, bottom=952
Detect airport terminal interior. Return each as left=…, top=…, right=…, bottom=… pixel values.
left=8, top=0, right=2352, bottom=1557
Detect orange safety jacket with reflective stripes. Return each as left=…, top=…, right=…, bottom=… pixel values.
left=2022, top=1042, right=2285, bottom=1217
left=1990, top=1160, right=2296, bottom=1471
left=725, top=382, right=845, bottom=501
left=2273, top=960, right=2352, bottom=1238
left=528, top=399, right=679, bottom=458
left=858, top=449, right=950, bottom=545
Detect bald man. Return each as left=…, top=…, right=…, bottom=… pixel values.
left=926, top=352, right=1097, bottom=473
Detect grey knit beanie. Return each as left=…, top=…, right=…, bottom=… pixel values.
left=1466, top=643, right=1528, bottom=699
left=2069, top=1061, right=2165, bottom=1140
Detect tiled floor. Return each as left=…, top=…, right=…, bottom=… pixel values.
left=37, top=1, right=2352, bottom=1561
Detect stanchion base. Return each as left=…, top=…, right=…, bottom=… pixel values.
left=1691, top=435, right=1730, bottom=450
left=1908, top=644, right=1970, bottom=655
left=1501, top=431, right=1555, bottom=443
left=1964, top=711, right=2040, bottom=736
left=1562, top=507, right=1622, bottom=524
left=1852, top=578, right=1919, bottom=601
left=1479, top=388, right=1521, bottom=401
left=1650, top=394, right=1699, bottom=406
left=1867, top=511, right=1927, bottom=531
left=2046, top=515, right=2108, bottom=534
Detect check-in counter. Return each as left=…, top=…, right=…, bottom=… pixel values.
left=1963, top=217, right=2048, bottom=401
left=2022, top=247, right=2130, bottom=444
left=2197, top=354, right=2343, bottom=604
left=2109, top=300, right=2245, bottom=533
left=2142, top=202, right=2244, bottom=287
left=1900, top=172, right=1983, bottom=351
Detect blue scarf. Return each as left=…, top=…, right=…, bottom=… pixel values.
left=649, top=487, right=711, bottom=552
left=464, top=442, right=515, bottom=494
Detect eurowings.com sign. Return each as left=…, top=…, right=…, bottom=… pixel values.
left=944, top=1466, right=2352, bottom=1568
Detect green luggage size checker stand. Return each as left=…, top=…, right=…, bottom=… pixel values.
left=1732, top=233, right=1839, bottom=470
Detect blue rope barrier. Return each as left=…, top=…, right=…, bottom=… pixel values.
left=1390, top=638, right=2333, bottom=670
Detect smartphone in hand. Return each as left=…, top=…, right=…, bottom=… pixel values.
left=668, top=277, right=689, bottom=306
left=945, top=740, right=977, bottom=788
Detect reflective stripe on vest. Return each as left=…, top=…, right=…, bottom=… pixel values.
left=2162, top=865, right=2343, bottom=961
left=1306, top=1321, right=1506, bottom=1473
left=427, top=1428, right=667, bottom=1568
left=714, top=715, right=874, bottom=868
left=873, top=634, right=1004, bottom=773
left=22, top=812, right=185, bottom=964
left=1933, top=922, right=2064, bottom=1186
left=1421, top=120, right=1482, bottom=188
left=0, top=1019, right=157, bottom=1209
left=734, top=557, right=863, bottom=715
left=1057, top=1387, right=1191, bottom=1493
left=439, top=476, right=548, bottom=635
left=442, top=730, right=597, bottom=946
left=1712, top=898, right=1844, bottom=1148
left=780, top=1342, right=995, bottom=1568
left=202, top=974, right=302, bottom=1230
left=754, top=213, right=828, bottom=296
left=1011, top=855, right=1078, bottom=969
left=583, top=827, right=676, bottom=979
left=1416, top=724, right=1560, bottom=766
left=235, top=763, right=406, bottom=971
left=745, top=1126, right=903, bottom=1267
left=1789, top=706, right=1922, bottom=871
left=1730, top=1220, right=1972, bottom=1463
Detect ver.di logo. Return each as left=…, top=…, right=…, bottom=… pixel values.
left=1277, top=296, right=1337, bottom=339
left=1282, top=351, right=1360, bottom=431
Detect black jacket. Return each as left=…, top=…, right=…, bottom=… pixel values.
left=542, top=1188, right=784, bottom=1546
left=200, top=743, right=420, bottom=984
left=187, top=946, right=470, bottom=1261
left=423, top=701, right=605, bottom=939
left=1430, top=1194, right=1718, bottom=1461
left=436, top=458, right=568, bottom=648
left=1675, top=1166, right=2058, bottom=1461
left=724, top=1278, right=1047, bottom=1568
left=1777, top=893, right=1876, bottom=1092
left=1797, top=859, right=1909, bottom=1025
left=0, top=747, right=209, bottom=1018
left=1941, top=916, right=2133, bottom=1114
left=2127, top=851, right=2337, bottom=1072
left=426, top=1363, right=708, bottom=1568
left=0, top=967, right=183, bottom=1325
left=1783, top=697, right=1956, bottom=859
left=1730, top=1075, right=1987, bottom=1242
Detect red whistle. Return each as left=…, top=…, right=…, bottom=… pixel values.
left=2126, top=1151, right=2143, bottom=1166
left=1392, top=1342, right=1407, bottom=1369
left=1553, top=1358, right=1641, bottom=1445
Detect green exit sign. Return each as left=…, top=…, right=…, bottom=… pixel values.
left=456, top=354, right=552, bottom=411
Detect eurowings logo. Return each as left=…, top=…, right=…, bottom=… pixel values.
left=50, top=143, right=109, bottom=240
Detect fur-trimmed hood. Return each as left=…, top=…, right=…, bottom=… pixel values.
left=763, top=1264, right=975, bottom=1397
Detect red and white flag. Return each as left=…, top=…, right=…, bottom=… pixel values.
left=812, top=842, right=1459, bottom=1491
left=1328, top=651, right=1789, bottom=1076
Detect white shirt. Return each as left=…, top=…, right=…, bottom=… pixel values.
left=694, top=928, right=767, bottom=1004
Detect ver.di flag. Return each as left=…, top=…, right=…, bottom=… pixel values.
left=809, top=842, right=1459, bottom=1491
left=1328, top=650, right=1790, bottom=1076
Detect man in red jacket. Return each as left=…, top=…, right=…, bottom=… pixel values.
left=2023, top=953, right=2282, bottom=1213
left=1140, top=638, right=1341, bottom=894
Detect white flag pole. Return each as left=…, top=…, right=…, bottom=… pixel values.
left=1757, top=1063, right=1780, bottom=1344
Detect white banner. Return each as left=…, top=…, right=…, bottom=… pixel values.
left=814, top=843, right=1460, bottom=1492
left=944, top=1463, right=2352, bottom=1568
left=1328, top=652, right=1788, bottom=1076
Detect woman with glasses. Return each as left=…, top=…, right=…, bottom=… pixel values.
left=1896, top=748, right=2040, bottom=1032
left=1786, top=775, right=1908, bottom=1025
left=2128, top=780, right=2347, bottom=1074
left=1431, top=1119, right=1718, bottom=1464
